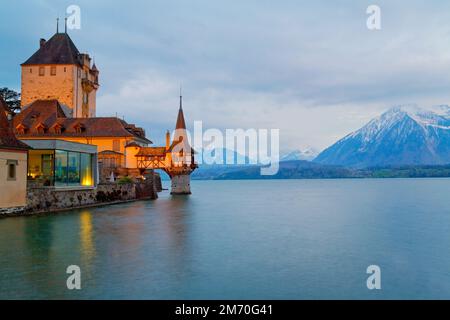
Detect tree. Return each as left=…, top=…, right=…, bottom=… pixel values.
left=0, top=87, right=21, bottom=114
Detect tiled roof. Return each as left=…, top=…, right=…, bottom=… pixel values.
left=136, top=147, right=167, bottom=157
left=0, top=97, right=31, bottom=150
left=13, top=100, right=66, bottom=130
left=175, top=106, right=186, bottom=130
left=99, top=150, right=123, bottom=155
left=22, top=33, right=82, bottom=66
left=125, top=142, right=141, bottom=148
left=13, top=100, right=152, bottom=143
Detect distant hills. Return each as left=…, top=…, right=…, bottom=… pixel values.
left=315, top=105, right=450, bottom=168
left=194, top=160, right=358, bottom=180
left=192, top=160, right=450, bottom=180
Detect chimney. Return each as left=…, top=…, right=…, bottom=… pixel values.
left=40, top=38, right=46, bottom=48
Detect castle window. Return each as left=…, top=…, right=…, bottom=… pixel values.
left=51, top=66, right=56, bottom=76
left=39, top=66, right=45, bottom=76
left=30, top=68, right=32, bottom=73
left=6, top=160, right=18, bottom=181
left=64, top=67, right=67, bottom=73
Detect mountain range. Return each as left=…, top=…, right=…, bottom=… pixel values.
left=315, top=105, right=450, bottom=168
left=185, top=105, right=450, bottom=180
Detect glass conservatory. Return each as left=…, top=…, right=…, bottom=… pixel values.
left=23, top=140, right=97, bottom=188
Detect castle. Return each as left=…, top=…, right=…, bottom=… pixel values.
left=11, top=25, right=196, bottom=195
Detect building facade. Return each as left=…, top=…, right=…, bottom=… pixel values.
left=0, top=98, right=30, bottom=211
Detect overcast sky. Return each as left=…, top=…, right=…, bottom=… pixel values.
left=2, top=0, right=450, bottom=152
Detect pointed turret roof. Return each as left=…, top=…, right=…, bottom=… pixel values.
left=22, top=33, right=81, bottom=66
left=175, top=95, right=186, bottom=130
left=0, top=97, right=30, bottom=150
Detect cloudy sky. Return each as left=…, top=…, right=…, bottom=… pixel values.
left=2, top=0, right=450, bottom=153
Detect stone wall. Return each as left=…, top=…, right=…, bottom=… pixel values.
left=0, top=206, right=26, bottom=216
left=21, top=64, right=76, bottom=111
left=0, top=171, right=161, bottom=217
left=154, top=172, right=163, bottom=192
left=25, top=183, right=136, bottom=214
left=171, top=174, right=191, bottom=194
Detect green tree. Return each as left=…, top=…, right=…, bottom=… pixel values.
left=0, top=87, right=21, bottom=114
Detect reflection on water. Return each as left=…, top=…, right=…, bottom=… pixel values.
left=25, top=217, right=54, bottom=259
left=80, top=211, right=95, bottom=272
left=2, top=179, right=450, bottom=299
left=162, top=196, right=190, bottom=252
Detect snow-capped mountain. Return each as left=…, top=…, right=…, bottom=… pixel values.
left=314, top=105, right=450, bottom=168
left=281, top=148, right=318, bottom=161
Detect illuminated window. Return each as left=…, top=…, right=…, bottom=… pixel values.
left=80, top=154, right=93, bottom=186
left=68, top=152, right=81, bottom=186
left=55, top=150, right=68, bottom=186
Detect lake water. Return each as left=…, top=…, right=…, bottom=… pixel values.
left=1, top=179, right=450, bottom=299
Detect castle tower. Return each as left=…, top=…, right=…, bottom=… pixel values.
left=21, top=26, right=99, bottom=118
left=166, top=94, right=197, bottom=195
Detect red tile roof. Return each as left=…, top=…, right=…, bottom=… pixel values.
left=13, top=100, right=152, bottom=143
left=176, top=106, right=186, bottom=130
left=0, top=97, right=31, bottom=150
left=136, top=147, right=167, bottom=157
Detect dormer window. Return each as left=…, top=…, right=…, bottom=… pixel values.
left=16, top=124, right=28, bottom=135
left=74, top=123, right=86, bottom=134
left=53, top=124, right=64, bottom=134
left=35, top=123, right=47, bottom=134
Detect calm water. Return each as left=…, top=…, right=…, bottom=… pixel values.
left=1, top=179, right=450, bottom=299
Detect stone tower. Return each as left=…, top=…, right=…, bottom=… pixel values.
left=21, top=30, right=99, bottom=118
left=165, top=95, right=197, bottom=195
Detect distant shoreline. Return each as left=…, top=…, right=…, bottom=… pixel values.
left=189, top=161, right=450, bottom=180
